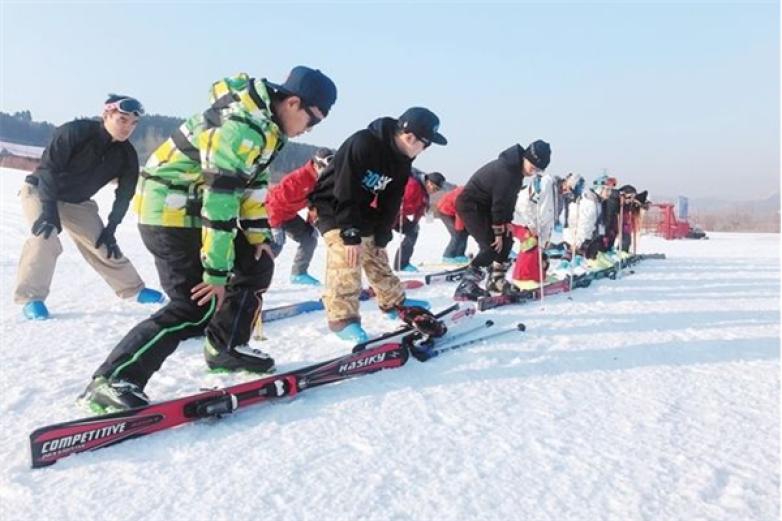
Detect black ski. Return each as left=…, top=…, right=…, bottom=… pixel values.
left=424, top=266, right=468, bottom=285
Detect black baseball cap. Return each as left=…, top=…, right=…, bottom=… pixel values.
left=266, top=66, right=338, bottom=116
left=397, top=107, right=447, bottom=145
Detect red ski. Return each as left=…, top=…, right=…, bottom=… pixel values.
left=30, top=341, right=408, bottom=469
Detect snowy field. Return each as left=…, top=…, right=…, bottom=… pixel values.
left=0, top=167, right=779, bottom=521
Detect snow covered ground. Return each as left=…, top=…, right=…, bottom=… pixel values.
left=0, top=167, right=779, bottom=521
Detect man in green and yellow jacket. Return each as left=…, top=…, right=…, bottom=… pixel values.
left=80, top=66, right=337, bottom=411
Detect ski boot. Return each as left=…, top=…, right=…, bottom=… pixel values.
left=486, top=261, right=522, bottom=296
left=333, top=322, right=369, bottom=343
left=394, top=304, right=446, bottom=338
left=23, top=300, right=49, bottom=320
left=453, top=265, right=489, bottom=301
left=137, top=287, right=165, bottom=304
left=385, top=298, right=430, bottom=319
left=442, top=255, right=470, bottom=265
left=204, top=339, right=276, bottom=374
left=290, top=273, right=321, bottom=286
left=78, top=376, right=150, bottom=413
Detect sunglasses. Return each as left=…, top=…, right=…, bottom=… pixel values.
left=301, top=103, right=323, bottom=128
left=105, top=98, right=145, bottom=117
left=416, top=134, right=431, bottom=148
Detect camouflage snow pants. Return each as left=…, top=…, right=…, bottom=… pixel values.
left=322, top=230, right=405, bottom=330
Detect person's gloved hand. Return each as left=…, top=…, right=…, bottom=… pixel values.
left=31, top=201, right=62, bottom=239
left=491, top=222, right=512, bottom=253
left=95, top=222, right=123, bottom=260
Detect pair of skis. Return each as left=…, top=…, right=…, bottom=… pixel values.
left=475, top=253, right=666, bottom=311
left=476, top=273, right=593, bottom=311
left=30, top=303, right=522, bottom=469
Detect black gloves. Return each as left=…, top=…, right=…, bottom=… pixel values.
left=31, top=201, right=62, bottom=239
left=340, top=227, right=361, bottom=245
left=95, top=222, right=123, bottom=259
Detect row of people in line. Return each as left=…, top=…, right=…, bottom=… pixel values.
left=267, top=153, right=648, bottom=297
left=15, top=64, right=642, bottom=412
left=436, top=168, right=649, bottom=300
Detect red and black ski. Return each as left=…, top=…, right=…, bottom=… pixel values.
left=30, top=341, right=409, bottom=469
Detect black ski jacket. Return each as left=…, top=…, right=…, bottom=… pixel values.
left=458, top=144, right=526, bottom=225
left=310, top=117, right=412, bottom=246
left=29, top=119, right=139, bottom=226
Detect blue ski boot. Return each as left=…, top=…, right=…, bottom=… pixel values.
left=385, top=298, right=430, bottom=319
left=333, top=323, right=369, bottom=343
left=290, top=273, right=321, bottom=286
left=442, top=255, right=470, bottom=265
left=23, top=300, right=49, bottom=320
left=137, top=288, right=165, bottom=304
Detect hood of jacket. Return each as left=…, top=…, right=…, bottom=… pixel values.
left=498, top=144, right=525, bottom=172
left=367, top=117, right=415, bottom=166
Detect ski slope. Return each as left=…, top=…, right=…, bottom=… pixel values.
left=0, top=167, right=779, bottom=521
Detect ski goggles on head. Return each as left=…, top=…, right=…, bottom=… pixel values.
left=104, top=98, right=145, bottom=117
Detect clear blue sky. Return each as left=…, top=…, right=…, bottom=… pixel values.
left=2, top=1, right=779, bottom=200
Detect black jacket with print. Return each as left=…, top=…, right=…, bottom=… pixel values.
left=310, top=117, right=413, bottom=246
left=29, top=119, right=139, bottom=226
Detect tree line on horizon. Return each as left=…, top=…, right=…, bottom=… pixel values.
left=2, top=112, right=777, bottom=233
left=0, top=110, right=318, bottom=182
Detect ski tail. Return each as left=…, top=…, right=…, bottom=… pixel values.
left=261, top=300, right=324, bottom=323
left=424, top=266, right=468, bottom=285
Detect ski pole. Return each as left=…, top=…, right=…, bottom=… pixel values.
left=616, top=201, right=624, bottom=280
left=568, top=199, right=580, bottom=295
left=535, top=195, right=545, bottom=307
left=442, top=319, right=495, bottom=345
left=420, top=323, right=526, bottom=361
left=408, top=319, right=495, bottom=361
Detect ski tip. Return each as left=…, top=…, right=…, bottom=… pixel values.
left=517, top=323, right=526, bottom=332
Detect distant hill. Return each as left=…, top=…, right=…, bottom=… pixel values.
left=0, top=110, right=320, bottom=182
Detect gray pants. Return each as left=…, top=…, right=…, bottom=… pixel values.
left=270, top=216, right=318, bottom=276
left=14, top=183, right=145, bottom=304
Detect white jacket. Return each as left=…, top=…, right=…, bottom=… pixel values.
left=563, top=190, right=601, bottom=248
left=513, top=174, right=557, bottom=245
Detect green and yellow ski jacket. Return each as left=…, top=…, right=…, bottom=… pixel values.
left=133, top=74, right=286, bottom=285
